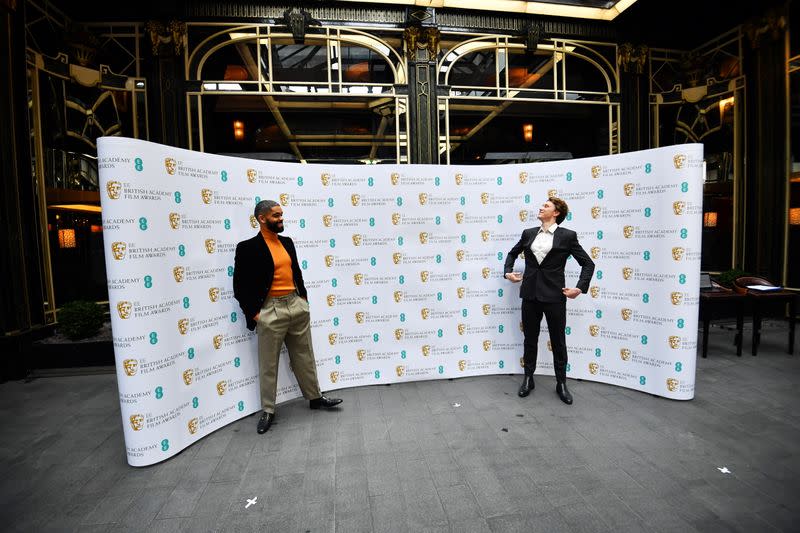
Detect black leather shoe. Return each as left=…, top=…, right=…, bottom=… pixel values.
left=518, top=372, right=535, bottom=397
left=556, top=382, right=573, bottom=405
left=309, top=396, right=343, bottom=409
left=257, top=412, right=275, bottom=434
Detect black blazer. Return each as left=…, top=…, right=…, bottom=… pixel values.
left=233, top=233, right=308, bottom=331
left=504, top=226, right=595, bottom=303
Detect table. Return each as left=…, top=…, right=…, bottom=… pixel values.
left=699, top=291, right=746, bottom=358
left=745, top=289, right=797, bottom=356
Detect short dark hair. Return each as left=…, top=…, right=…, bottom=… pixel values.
left=549, top=197, right=569, bottom=224
left=254, top=200, right=279, bottom=219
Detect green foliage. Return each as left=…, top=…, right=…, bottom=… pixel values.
left=57, top=300, right=105, bottom=340
left=715, top=268, right=750, bottom=287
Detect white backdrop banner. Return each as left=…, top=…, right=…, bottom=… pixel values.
left=98, top=137, right=703, bottom=466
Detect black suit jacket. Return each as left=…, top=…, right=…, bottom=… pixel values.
left=233, top=232, right=308, bottom=331
left=504, top=226, right=595, bottom=303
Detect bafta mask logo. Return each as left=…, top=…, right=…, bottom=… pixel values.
left=622, top=267, right=633, bottom=280
left=671, top=292, right=683, bottom=305
left=590, top=286, right=600, bottom=298
left=623, top=183, right=635, bottom=196
left=455, top=250, right=465, bottom=262
left=420, top=271, right=429, bottom=282
left=455, top=172, right=463, bottom=185
left=620, top=348, right=631, bottom=361
left=590, top=247, right=601, bottom=260
left=129, top=414, right=144, bottom=431
left=481, top=230, right=490, bottom=242
left=668, top=336, right=681, bottom=349
left=106, top=180, right=121, bottom=199
left=208, top=287, right=220, bottom=302
left=419, top=232, right=428, bottom=244
left=458, top=359, right=467, bottom=371
left=173, top=266, right=185, bottom=282
left=666, top=378, right=679, bottom=392
left=590, top=206, right=601, bottom=219
left=216, top=380, right=227, bottom=396
left=457, top=323, right=466, bottom=335
left=621, top=308, right=633, bottom=321
left=671, top=247, right=685, bottom=261
left=117, top=301, right=132, bottom=319
left=421, top=308, right=430, bottom=320
left=672, top=201, right=686, bottom=215
left=321, top=172, right=331, bottom=186
left=480, top=192, right=489, bottom=205
left=519, top=171, right=528, bottom=184
left=164, top=158, right=176, bottom=175
left=352, top=234, right=362, bottom=246
left=167, top=212, right=180, bottom=230
left=355, top=311, right=365, bottom=324
left=393, top=291, right=403, bottom=303
left=519, top=357, right=525, bottom=368
left=481, top=268, right=490, bottom=280
left=322, top=214, right=333, bottom=227
left=418, top=192, right=428, bottom=205
left=591, top=165, right=601, bottom=179
left=390, top=172, right=400, bottom=185
left=547, top=189, right=558, bottom=198
left=249, top=215, right=258, bottom=228
left=205, top=239, right=216, bottom=254
left=123, top=358, right=138, bottom=376
left=329, top=371, right=339, bottom=383
left=589, top=362, right=599, bottom=375
left=201, top=189, right=213, bottom=205
left=213, top=335, right=223, bottom=349
left=182, top=369, right=194, bottom=385
left=178, top=318, right=189, bottom=335
left=188, top=418, right=199, bottom=435
left=356, top=349, right=366, bottom=362
left=353, top=273, right=364, bottom=285
left=396, top=365, right=405, bottom=377
left=324, top=255, right=334, bottom=267
left=546, top=340, right=552, bottom=352
left=111, top=241, right=127, bottom=260
left=589, top=324, right=600, bottom=337
left=391, top=213, right=401, bottom=225
left=328, top=333, right=337, bottom=345
left=351, top=194, right=360, bottom=206
left=246, top=168, right=257, bottom=183
left=279, top=193, right=289, bottom=206
left=623, top=225, right=634, bottom=239
left=519, top=210, right=528, bottom=222
left=482, top=340, right=491, bottom=351
left=394, top=328, right=404, bottom=340
left=673, top=154, right=686, bottom=169
left=422, top=345, right=431, bottom=357
left=457, top=287, right=466, bottom=299
left=393, top=252, right=402, bottom=265
left=455, top=212, right=465, bottom=224
left=482, top=304, right=491, bottom=316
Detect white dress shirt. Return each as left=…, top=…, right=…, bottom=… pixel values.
left=531, top=223, right=558, bottom=263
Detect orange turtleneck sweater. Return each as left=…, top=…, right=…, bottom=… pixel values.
left=261, top=229, right=296, bottom=297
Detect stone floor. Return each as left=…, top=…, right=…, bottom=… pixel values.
left=0, top=321, right=798, bottom=532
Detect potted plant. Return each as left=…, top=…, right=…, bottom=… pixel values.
left=714, top=268, right=751, bottom=294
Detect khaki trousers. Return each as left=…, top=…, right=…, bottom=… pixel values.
left=256, top=291, right=321, bottom=413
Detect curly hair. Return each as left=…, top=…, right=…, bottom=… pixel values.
left=549, top=197, right=569, bottom=224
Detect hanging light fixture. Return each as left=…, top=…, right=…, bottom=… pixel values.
left=233, top=120, right=245, bottom=140
left=790, top=208, right=800, bottom=225
left=522, top=123, right=533, bottom=143
left=58, top=229, right=77, bottom=248
left=703, top=212, right=718, bottom=227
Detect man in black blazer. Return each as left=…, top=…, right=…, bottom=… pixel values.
left=233, top=200, right=341, bottom=434
left=504, top=197, right=594, bottom=404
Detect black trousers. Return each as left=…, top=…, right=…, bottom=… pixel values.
left=521, top=298, right=568, bottom=383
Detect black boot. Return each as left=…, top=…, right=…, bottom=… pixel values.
left=556, top=381, right=573, bottom=405
left=518, top=372, right=535, bottom=397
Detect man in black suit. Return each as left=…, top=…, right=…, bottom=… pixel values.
left=504, top=197, right=594, bottom=404
left=233, top=200, right=341, bottom=434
